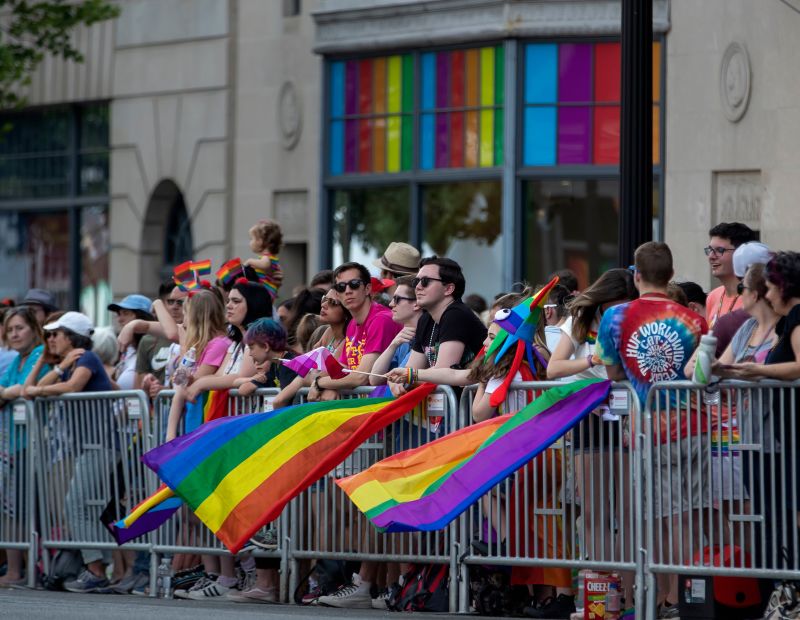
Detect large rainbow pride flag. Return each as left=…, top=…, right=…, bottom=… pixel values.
left=336, top=379, right=611, bottom=533
left=143, top=384, right=435, bottom=552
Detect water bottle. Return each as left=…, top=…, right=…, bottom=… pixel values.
left=171, top=347, right=197, bottom=387
left=691, top=333, right=717, bottom=386
left=605, top=580, right=621, bottom=619
left=575, top=569, right=586, bottom=614
left=157, top=557, right=173, bottom=599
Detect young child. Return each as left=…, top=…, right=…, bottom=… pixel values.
left=244, top=220, right=284, bottom=300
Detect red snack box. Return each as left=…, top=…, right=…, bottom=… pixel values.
left=584, top=572, right=621, bottom=620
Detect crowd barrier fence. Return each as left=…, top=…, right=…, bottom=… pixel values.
left=4, top=378, right=798, bottom=615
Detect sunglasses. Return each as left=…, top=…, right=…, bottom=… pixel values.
left=391, top=295, right=416, bottom=305
left=737, top=282, right=750, bottom=295
left=412, top=276, right=445, bottom=288
left=333, top=279, right=366, bottom=293
left=704, top=245, right=735, bottom=257
left=45, top=331, right=60, bottom=339
left=321, top=296, right=342, bottom=307
left=165, top=299, right=184, bottom=307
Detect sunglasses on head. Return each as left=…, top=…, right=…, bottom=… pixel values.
left=333, top=279, right=366, bottom=293
left=704, top=245, right=735, bottom=257
left=321, top=296, right=342, bottom=307
left=391, top=295, right=416, bottom=305
left=411, top=276, right=445, bottom=288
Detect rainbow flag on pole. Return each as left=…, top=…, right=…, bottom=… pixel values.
left=143, top=384, right=435, bottom=552
left=110, top=485, right=182, bottom=545
left=336, top=379, right=611, bottom=533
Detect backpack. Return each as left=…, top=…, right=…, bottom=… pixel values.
left=41, top=549, right=84, bottom=591
left=293, top=558, right=361, bottom=604
left=388, top=563, right=450, bottom=612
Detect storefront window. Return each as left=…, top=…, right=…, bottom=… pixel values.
left=522, top=41, right=661, bottom=167
left=332, top=186, right=410, bottom=266
left=80, top=206, right=112, bottom=326
left=421, top=180, right=502, bottom=299
left=79, top=104, right=110, bottom=196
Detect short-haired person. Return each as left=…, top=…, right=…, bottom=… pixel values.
left=676, top=282, right=707, bottom=318
left=705, top=222, right=757, bottom=328
left=309, top=269, right=335, bottom=292
left=594, top=242, right=707, bottom=616
left=22, top=312, right=115, bottom=593
left=19, top=288, right=57, bottom=325
left=389, top=256, right=487, bottom=398
left=108, top=294, right=155, bottom=390
left=309, top=262, right=400, bottom=402
left=371, top=242, right=421, bottom=297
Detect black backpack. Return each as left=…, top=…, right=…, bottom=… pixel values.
left=388, top=563, right=450, bottom=612
left=293, top=558, right=361, bottom=604
left=41, top=549, right=84, bottom=591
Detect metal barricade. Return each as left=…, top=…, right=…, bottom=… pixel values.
left=1, top=399, right=37, bottom=588
left=33, top=390, right=154, bottom=577
left=643, top=379, right=800, bottom=617
left=288, top=385, right=460, bottom=612
left=151, top=388, right=289, bottom=599
left=455, top=380, right=643, bottom=614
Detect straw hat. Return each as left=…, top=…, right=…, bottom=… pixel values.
left=371, top=242, right=421, bottom=276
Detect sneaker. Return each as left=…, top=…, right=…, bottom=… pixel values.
left=523, top=594, right=575, bottom=618
left=175, top=574, right=216, bottom=599
left=248, top=526, right=279, bottom=550
left=317, top=573, right=372, bottom=609
left=226, top=586, right=277, bottom=604
left=186, top=577, right=233, bottom=600
left=172, top=565, right=205, bottom=592
left=301, top=585, right=322, bottom=605
left=657, top=602, right=680, bottom=619
left=111, top=572, right=148, bottom=594
left=64, top=569, right=110, bottom=593
left=371, top=588, right=391, bottom=610
left=764, top=582, right=800, bottom=619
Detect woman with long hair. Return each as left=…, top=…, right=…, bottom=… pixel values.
left=0, top=307, right=48, bottom=586
left=546, top=267, right=638, bottom=607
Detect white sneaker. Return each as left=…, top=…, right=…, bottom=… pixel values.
left=186, top=578, right=233, bottom=600
left=371, top=588, right=390, bottom=610
left=175, top=574, right=216, bottom=599
left=317, top=573, right=372, bottom=609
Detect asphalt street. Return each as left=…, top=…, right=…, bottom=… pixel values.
left=0, top=588, right=468, bottom=619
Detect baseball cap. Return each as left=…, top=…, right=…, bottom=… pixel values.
left=44, top=311, right=94, bottom=337
left=371, top=242, right=421, bottom=276
left=108, top=294, right=153, bottom=314
left=733, top=242, right=773, bottom=278
left=21, top=288, right=57, bottom=312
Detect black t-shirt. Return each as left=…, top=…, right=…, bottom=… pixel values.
left=412, top=300, right=487, bottom=368
left=256, top=351, right=298, bottom=390
left=767, top=303, right=800, bottom=365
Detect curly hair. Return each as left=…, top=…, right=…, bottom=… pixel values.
left=249, top=219, right=283, bottom=255
left=766, top=251, right=800, bottom=302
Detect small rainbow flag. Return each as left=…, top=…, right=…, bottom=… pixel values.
left=191, top=259, right=212, bottom=280
left=184, top=389, right=229, bottom=434
left=173, top=260, right=198, bottom=292
left=110, top=484, right=182, bottom=545
left=143, top=384, right=435, bottom=552
left=336, top=379, right=610, bottom=533
left=216, top=258, right=244, bottom=286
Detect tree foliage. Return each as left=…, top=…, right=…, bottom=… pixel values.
left=0, top=0, right=120, bottom=109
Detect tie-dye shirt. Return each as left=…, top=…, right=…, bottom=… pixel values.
left=596, top=297, right=707, bottom=415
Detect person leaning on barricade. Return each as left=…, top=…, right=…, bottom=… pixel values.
left=0, top=307, right=49, bottom=587
left=593, top=242, right=707, bottom=619
left=546, top=268, right=638, bottom=606
left=21, top=312, right=115, bottom=593
left=136, top=279, right=185, bottom=397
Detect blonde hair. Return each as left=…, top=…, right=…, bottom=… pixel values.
left=249, top=219, right=283, bottom=255
left=183, top=289, right=227, bottom=357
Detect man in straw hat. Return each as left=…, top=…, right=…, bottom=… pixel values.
left=372, top=242, right=421, bottom=297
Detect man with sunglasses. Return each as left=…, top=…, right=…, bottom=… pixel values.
left=704, top=222, right=757, bottom=329
left=388, top=256, right=486, bottom=397
left=309, top=262, right=400, bottom=402
left=136, top=280, right=185, bottom=397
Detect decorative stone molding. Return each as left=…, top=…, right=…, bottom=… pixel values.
left=278, top=81, right=303, bottom=151
left=713, top=171, right=762, bottom=231
left=719, top=41, right=751, bottom=123
left=313, top=0, right=671, bottom=54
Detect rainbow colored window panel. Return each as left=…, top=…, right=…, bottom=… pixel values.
left=420, top=46, right=504, bottom=170
left=523, top=41, right=662, bottom=167
left=329, top=55, right=414, bottom=175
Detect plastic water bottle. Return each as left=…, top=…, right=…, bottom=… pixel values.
left=171, top=347, right=197, bottom=387
left=157, top=557, right=173, bottom=599
left=692, top=333, right=717, bottom=386
left=575, top=569, right=586, bottom=614
left=605, top=580, right=621, bottom=619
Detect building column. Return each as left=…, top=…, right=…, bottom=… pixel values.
left=501, top=39, right=518, bottom=290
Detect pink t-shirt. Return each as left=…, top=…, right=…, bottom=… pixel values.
left=198, top=335, right=232, bottom=369
left=339, top=302, right=401, bottom=370
left=706, top=285, right=744, bottom=329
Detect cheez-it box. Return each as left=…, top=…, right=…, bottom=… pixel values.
left=583, top=572, right=621, bottom=620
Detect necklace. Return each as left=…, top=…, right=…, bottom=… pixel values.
left=711, top=291, right=740, bottom=328
left=426, top=322, right=439, bottom=368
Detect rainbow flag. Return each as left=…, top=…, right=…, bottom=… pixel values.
left=143, top=384, right=436, bottom=552
left=173, top=260, right=198, bottom=291
left=191, top=259, right=212, bottom=280
left=216, top=258, right=244, bottom=286
left=110, top=484, right=182, bottom=545
left=336, top=379, right=611, bottom=533
left=184, top=389, right=229, bottom=434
